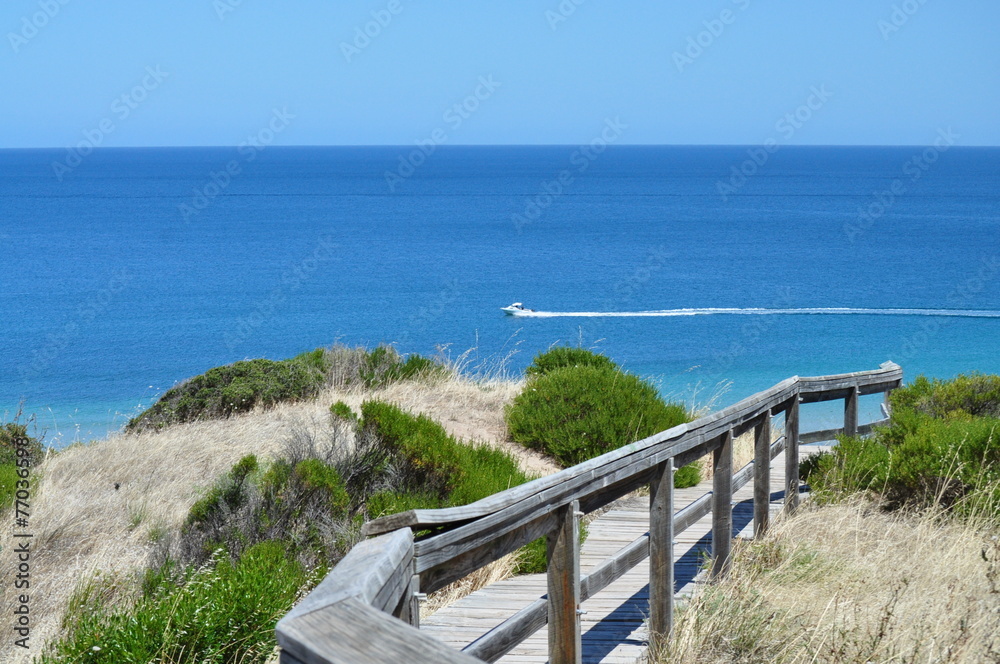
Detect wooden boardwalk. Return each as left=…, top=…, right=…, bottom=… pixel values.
left=421, top=448, right=821, bottom=664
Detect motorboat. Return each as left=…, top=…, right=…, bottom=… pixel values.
left=501, top=302, right=534, bottom=316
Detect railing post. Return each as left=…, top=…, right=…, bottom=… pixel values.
left=406, top=574, right=421, bottom=628
left=784, top=397, right=800, bottom=514
left=547, top=500, right=581, bottom=664
left=649, top=459, right=674, bottom=643
left=711, top=430, right=734, bottom=578
left=844, top=385, right=859, bottom=437
left=753, top=410, right=772, bottom=537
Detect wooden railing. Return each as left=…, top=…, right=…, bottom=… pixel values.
left=276, top=362, right=902, bottom=664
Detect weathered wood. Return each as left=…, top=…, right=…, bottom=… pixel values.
left=459, top=435, right=786, bottom=663
left=799, top=417, right=889, bottom=444
left=464, top=598, right=547, bottom=662
left=403, top=574, right=420, bottom=627
left=711, top=430, right=734, bottom=577
left=284, top=362, right=905, bottom=664
left=785, top=398, right=800, bottom=513
left=278, top=597, right=481, bottom=664
left=753, top=411, right=772, bottom=537
left=419, top=511, right=560, bottom=594
left=649, top=459, right=674, bottom=642
left=844, top=386, right=859, bottom=436
left=547, top=500, right=581, bottom=664
left=284, top=528, right=413, bottom=622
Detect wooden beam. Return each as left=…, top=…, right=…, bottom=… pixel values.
left=753, top=411, right=772, bottom=537
left=844, top=386, right=859, bottom=437
left=278, top=598, right=481, bottom=664
left=648, top=459, right=674, bottom=643
left=547, top=500, right=581, bottom=664
left=785, top=398, right=800, bottom=514
left=711, top=430, right=733, bottom=578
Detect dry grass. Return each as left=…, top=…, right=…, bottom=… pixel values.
left=0, top=373, right=535, bottom=663
left=656, top=499, right=1000, bottom=664
left=697, top=429, right=760, bottom=482
left=421, top=552, right=523, bottom=619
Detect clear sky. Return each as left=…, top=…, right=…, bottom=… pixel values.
left=2, top=1, right=997, bottom=147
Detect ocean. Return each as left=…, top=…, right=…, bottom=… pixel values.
left=2, top=145, right=999, bottom=445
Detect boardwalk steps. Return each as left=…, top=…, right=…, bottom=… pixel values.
left=420, top=448, right=819, bottom=663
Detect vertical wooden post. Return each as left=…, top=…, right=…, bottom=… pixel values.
left=711, top=430, right=733, bottom=578
left=753, top=410, right=772, bottom=538
left=547, top=500, right=581, bottom=664
left=784, top=398, right=800, bottom=514
left=649, top=459, right=674, bottom=643
left=406, top=574, right=421, bottom=628
left=844, top=386, right=859, bottom=437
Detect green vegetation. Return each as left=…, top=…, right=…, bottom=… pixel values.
left=803, top=373, right=1000, bottom=515
left=506, top=348, right=698, bottom=487
left=0, top=420, right=43, bottom=512
left=524, top=345, right=620, bottom=377
left=127, top=344, right=444, bottom=431
left=40, top=541, right=318, bottom=664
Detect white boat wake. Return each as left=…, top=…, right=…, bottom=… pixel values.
left=509, top=307, right=1000, bottom=319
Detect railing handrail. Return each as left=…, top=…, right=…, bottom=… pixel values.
left=276, top=362, right=902, bottom=664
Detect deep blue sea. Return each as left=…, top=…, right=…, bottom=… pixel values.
left=2, top=145, right=999, bottom=445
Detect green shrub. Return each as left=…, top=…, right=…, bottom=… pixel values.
left=0, top=464, right=18, bottom=512
left=40, top=540, right=317, bottom=664
left=127, top=357, right=326, bottom=431
left=127, top=345, right=447, bottom=431
left=359, top=401, right=550, bottom=572
left=360, top=345, right=443, bottom=388
left=330, top=401, right=358, bottom=422
left=507, top=364, right=692, bottom=468
left=673, top=463, right=701, bottom=489
left=361, top=400, right=531, bottom=507
left=180, top=450, right=357, bottom=569
left=804, top=373, right=1000, bottom=514
left=0, top=420, right=44, bottom=466
left=525, top=346, right=619, bottom=378
left=890, top=373, right=1000, bottom=420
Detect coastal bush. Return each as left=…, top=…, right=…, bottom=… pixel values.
left=127, top=344, right=446, bottom=431
left=506, top=363, right=697, bottom=487
left=126, top=353, right=327, bottom=431
left=360, top=400, right=531, bottom=512
left=39, top=540, right=317, bottom=664
left=358, top=400, right=551, bottom=573
left=525, top=345, right=619, bottom=378
left=802, top=373, right=1000, bottom=514
left=0, top=420, right=44, bottom=512
left=178, top=449, right=355, bottom=569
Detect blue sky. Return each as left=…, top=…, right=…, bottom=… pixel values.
left=2, top=1, right=997, bottom=147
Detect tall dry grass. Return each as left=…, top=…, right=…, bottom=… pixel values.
left=656, top=499, right=1000, bottom=664
left=0, top=373, right=529, bottom=663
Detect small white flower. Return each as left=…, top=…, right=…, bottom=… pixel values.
left=92, top=646, right=102, bottom=652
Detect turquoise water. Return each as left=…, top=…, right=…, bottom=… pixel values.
left=2, top=146, right=998, bottom=444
